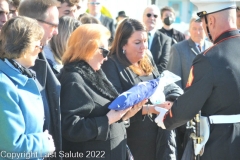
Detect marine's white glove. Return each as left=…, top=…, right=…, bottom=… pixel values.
left=154, top=107, right=169, bottom=129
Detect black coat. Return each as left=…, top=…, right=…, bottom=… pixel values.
left=149, top=30, right=172, bottom=73
left=58, top=61, right=127, bottom=160
left=159, top=27, right=185, bottom=45
left=102, top=55, right=183, bottom=160
left=164, top=30, right=240, bottom=160
left=31, top=52, right=62, bottom=159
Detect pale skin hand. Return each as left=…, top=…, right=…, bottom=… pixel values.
left=107, top=107, right=132, bottom=125
left=121, top=99, right=148, bottom=121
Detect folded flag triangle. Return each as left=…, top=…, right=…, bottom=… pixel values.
left=108, top=78, right=160, bottom=110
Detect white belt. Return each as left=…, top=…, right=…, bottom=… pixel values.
left=207, top=114, right=240, bottom=124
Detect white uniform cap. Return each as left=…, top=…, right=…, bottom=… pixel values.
left=190, top=0, right=239, bottom=17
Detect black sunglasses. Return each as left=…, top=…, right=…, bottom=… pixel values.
left=99, top=47, right=110, bottom=58
left=36, top=19, right=58, bottom=28
left=146, top=13, right=158, bottom=18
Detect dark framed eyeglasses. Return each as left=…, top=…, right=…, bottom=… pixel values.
left=99, top=47, right=110, bottom=58
left=36, top=19, right=58, bottom=28
left=146, top=13, right=158, bottom=18
left=88, top=2, right=100, bottom=5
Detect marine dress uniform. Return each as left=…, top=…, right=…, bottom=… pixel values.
left=162, top=29, right=240, bottom=160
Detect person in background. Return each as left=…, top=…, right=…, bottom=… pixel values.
left=8, top=0, right=20, bottom=19
left=44, top=16, right=81, bottom=74
left=143, top=5, right=172, bottom=73
left=0, top=16, right=55, bottom=159
left=76, top=0, right=88, bottom=18
left=87, top=0, right=115, bottom=43
left=59, top=23, right=146, bottom=160
left=115, top=10, right=128, bottom=27
left=167, top=17, right=212, bottom=89
left=0, top=0, right=9, bottom=32
left=236, top=6, right=240, bottom=29
left=102, top=18, right=183, bottom=160
left=57, top=0, right=79, bottom=19
left=166, top=17, right=212, bottom=159
left=18, top=0, right=62, bottom=158
left=159, top=6, right=185, bottom=44
left=156, top=0, right=240, bottom=159
left=78, top=13, right=100, bottom=24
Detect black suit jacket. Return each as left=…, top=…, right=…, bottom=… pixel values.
left=150, top=30, right=172, bottom=73
left=31, top=52, right=62, bottom=159
left=100, top=14, right=115, bottom=42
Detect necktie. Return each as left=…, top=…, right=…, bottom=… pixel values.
left=197, top=45, right=201, bottom=52
left=148, top=32, right=151, bottom=49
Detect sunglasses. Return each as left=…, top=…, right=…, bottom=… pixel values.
left=146, top=13, right=158, bottom=18
left=88, top=2, right=100, bottom=5
left=36, top=19, right=58, bottom=28
left=99, top=47, right=110, bottom=58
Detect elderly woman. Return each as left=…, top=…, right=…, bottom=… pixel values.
left=59, top=24, right=146, bottom=160
left=0, top=16, right=55, bottom=159
left=101, top=18, right=183, bottom=160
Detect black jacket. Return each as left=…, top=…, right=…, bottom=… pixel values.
left=159, top=27, right=185, bottom=45
left=164, top=30, right=240, bottom=160
left=102, top=54, right=183, bottom=160
left=31, top=52, right=62, bottom=159
left=149, top=30, right=172, bottom=73
left=58, top=61, right=127, bottom=160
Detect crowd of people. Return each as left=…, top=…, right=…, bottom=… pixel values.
left=0, top=0, right=240, bottom=160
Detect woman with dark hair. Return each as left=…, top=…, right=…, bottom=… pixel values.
left=0, top=16, right=55, bottom=159
left=59, top=23, right=146, bottom=160
left=102, top=18, right=183, bottom=160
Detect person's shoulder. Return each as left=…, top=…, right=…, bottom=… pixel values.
left=156, top=30, right=171, bottom=40
left=172, top=39, right=188, bottom=48
left=101, top=14, right=114, bottom=21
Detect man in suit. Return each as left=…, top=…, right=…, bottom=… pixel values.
left=143, top=5, right=172, bottom=73
left=167, top=17, right=212, bottom=89
left=18, top=0, right=62, bottom=159
left=87, top=0, right=115, bottom=42
left=166, top=17, right=212, bottom=159
left=160, top=6, right=185, bottom=45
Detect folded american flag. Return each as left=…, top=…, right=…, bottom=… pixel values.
left=108, top=78, right=160, bottom=110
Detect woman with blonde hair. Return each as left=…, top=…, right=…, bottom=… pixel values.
left=59, top=23, right=146, bottom=160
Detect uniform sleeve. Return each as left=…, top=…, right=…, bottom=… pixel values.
left=164, top=54, right=213, bottom=130
left=60, top=75, right=109, bottom=142
left=0, top=79, right=50, bottom=158
left=167, top=44, right=183, bottom=88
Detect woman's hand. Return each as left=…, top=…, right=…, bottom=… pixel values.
left=107, top=107, right=132, bottom=125
left=121, top=99, right=148, bottom=121
left=43, top=130, right=55, bottom=154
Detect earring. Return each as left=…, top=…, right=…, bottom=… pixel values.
left=123, top=50, right=125, bottom=54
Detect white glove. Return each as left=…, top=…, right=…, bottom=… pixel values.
left=154, top=107, right=168, bottom=129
